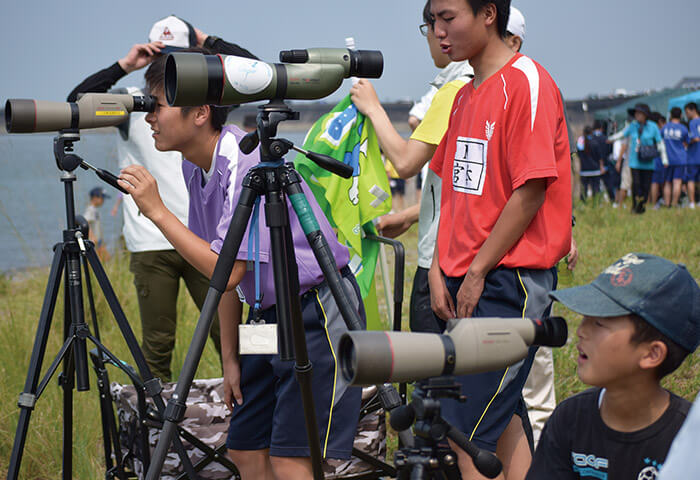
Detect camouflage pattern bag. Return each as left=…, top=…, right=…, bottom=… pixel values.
left=111, top=379, right=387, bottom=479
left=111, top=379, right=233, bottom=479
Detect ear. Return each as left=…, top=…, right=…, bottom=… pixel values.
left=482, top=3, right=498, bottom=29
left=638, top=340, right=668, bottom=371
left=193, top=105, right=211, bottom=128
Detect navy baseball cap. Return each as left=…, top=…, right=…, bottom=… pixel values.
left=550, top=253, right=700, bottom=352
left=89, top=187, right=110, bottom=199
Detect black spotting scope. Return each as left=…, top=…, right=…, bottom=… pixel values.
left=340, top=316, right=568, bottom=386
left=5, top=93, right=156, bottom=133
left=165, top=48, right=383, bottom=107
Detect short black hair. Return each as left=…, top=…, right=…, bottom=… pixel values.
left=592, top=119, right=605, bottom=130
left=423, top=0, right=433, bottom=26
left=144, top=47, right=229, bottom=132
left=629, top=314, right=690, bottom=379
left=466, top=0, right=511, bottom=38
left=670, top=107, right=682, bottom=119
left=684, top=102, right=698, bottom=113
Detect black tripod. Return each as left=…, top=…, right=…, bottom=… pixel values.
left=390, top=378, right=503, bottom=480
left=7, top=131, right=200, bottom=480
left=146, top=99, right=394, bottom=480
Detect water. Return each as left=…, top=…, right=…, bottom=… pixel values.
left=0, top=130, right=309, bottom=272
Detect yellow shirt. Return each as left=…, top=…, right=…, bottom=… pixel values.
left=410, top=78, right=468, bottom=146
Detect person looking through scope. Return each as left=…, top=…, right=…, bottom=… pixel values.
left=425, top=0, right=573, bottom=478
left=67, top=15, right=257, bottom=383
left=526, top=253, right=700, bottom=479
left=117, top=49, right=365, bottom=480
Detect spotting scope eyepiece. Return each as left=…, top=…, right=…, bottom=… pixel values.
left=5, top=93, right=156, bottom=134
left=340, top=316, right=568, bottom=386
left=165, top=48, right=384, bottom=107
left=278, top=49, right=383, bottom=78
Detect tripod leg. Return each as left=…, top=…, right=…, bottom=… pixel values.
left=7, top=247, right=65, bottom=480
left=266, top=181, right=324, bottom=480
left=145, top=181, right=261, bottom=480
left=84, top=248, right=200, bottom=479
left=284, top=170, right=363, bottom=331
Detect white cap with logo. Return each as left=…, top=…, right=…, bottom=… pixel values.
left=507, top=6, right=526, bottom=40
left=148, top=15, right=196, bottom=53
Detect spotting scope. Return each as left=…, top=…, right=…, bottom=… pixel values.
left=165, top=48, right=383, bottom=107
left=340, top=316, right=568, bottom=386
left=5, top=93, right=156, bottom=133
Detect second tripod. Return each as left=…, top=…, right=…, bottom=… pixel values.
left=390, top=377, right=504, bottom=479
left=7, top=131, right=199, bottom=480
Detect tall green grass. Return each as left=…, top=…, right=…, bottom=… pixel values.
left=1, top=202, right=698, bottom=478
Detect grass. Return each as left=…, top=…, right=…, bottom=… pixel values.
left=0, top=201, right=698, bottom=478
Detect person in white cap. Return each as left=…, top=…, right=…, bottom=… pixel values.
left=504, top=6, right=525, bottom=52
left=67, top=16, right=257, bottom=383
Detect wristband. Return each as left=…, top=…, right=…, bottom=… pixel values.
left=204, top=35, right=221, bottom=50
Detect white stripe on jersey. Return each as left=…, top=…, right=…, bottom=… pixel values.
left=220, top=131, right=241, bottom=203
left=512, top=56, right=540, bottom=132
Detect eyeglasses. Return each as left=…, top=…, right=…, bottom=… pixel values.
left=419, top=23, right=430, bottom=37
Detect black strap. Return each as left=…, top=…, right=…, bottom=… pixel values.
left=440, top=335, right=456, bottom=376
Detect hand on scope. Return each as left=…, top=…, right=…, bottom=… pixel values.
left=117, top=165, right=166, bottom=221
left=118, top=41, right=165, bottom=74
left=376, top=212, right=412, bottom=239
left=223, top=359, right=243, bottom=411
left=456, top=270, right=485, bottom=318
left=429, top=264, right=456, bottom=320
left=350, top=79, right=381, bottom=117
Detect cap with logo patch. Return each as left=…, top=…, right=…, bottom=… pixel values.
left=507, top=6, right=526, bottom=40
left=550, top=253, right=700, bottom=352
left=148, top=15, right=196, bottom=54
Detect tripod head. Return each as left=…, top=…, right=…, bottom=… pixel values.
left=52, top=129, right=128, bottom=194
left=238, top=99, right=353, bottom=178
left=390, top=377, right=503, bottom=479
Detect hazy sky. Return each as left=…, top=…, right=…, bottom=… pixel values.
left=1, top=1, right=699, bottom=105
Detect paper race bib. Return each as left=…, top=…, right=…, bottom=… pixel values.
left=452, top=137, right=487, bottom=195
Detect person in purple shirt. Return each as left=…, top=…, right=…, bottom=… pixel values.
left=684, top=102, right=700, bottom=209
left=118, top=51, right=364, bottom=480
left=661, top=107, right=689, bottom=208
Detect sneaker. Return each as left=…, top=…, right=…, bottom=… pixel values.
left=690, top=203, right=696, bottom=210
left=612, top=202, right=619, bottom=209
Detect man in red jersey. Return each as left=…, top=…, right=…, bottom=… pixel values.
left=427, top=1, right=572, bottom=479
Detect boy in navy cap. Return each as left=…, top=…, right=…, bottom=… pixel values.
left=527, top=253, right=700, bottom=479
left=84, top=186, right=111, bottom=260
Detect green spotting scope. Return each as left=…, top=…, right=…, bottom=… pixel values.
left=165, top=48, right=383, bottom=107
left=5, top=93, right=156, bottom=133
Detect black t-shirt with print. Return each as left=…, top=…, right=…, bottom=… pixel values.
left=526, top=388, right=690, bottom=480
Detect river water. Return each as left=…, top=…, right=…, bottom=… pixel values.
left=0, top=129, right=308, bottom=272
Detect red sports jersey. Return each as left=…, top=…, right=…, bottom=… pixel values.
left=430, top=53, right=572, bottom=277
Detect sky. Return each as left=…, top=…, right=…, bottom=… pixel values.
left=1, top=0, right=699, bottom=106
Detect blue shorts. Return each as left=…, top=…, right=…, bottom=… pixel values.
left=686, top=165, right=700, bottom=182
left=440, top=266, right=557, bottom=452
left=651, top=160, right=668, bottom=184
left=226, top=267, right=365, bottom=459
left=668, top=165, right=686, bottom=181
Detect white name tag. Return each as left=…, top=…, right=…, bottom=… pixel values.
left=239, top=324, right=278, bottom=355
left=452, top=136, right=487, bottom=195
